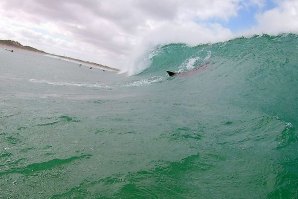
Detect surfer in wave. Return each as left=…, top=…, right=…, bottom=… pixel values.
left=166, top=62, right=209, bottom=77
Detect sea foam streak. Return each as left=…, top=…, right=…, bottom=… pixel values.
left=29, top=79, right=111, bottom=89
left=123, top=76, right=164, bottom=87
left=29, top=76, right=164, bottom=89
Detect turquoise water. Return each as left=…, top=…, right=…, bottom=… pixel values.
left=1, top=34, right=298, bottom=198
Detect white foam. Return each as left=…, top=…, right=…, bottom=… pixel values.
left=204, top=51, right=212, bottom=61
left=178, top=50, right=212, bottom=72
left=123, top=76, right=163, bottom=87
left=29, top=79, right=111, bottom=89
left=182, top=57, right=200, bottom=71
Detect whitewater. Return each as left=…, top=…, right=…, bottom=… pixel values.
left=1, top=34, right=298, bottom=198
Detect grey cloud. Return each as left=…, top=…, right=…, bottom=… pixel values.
left=2, top=0, right=91, bottom=24
left=135, top=0, right=179, bottom=20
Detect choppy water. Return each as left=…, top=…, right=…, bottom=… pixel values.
left=1, top=34, right=298, bottom=198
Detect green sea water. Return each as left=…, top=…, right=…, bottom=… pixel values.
left=1, top=34, right=298, bottom=198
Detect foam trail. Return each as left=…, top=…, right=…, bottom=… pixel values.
left=123, top=76, right=164, bottom=87
left=29, top=79, right=111, bottom=89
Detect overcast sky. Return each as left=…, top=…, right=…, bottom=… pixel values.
left=0, top=0, right=297, bottom=72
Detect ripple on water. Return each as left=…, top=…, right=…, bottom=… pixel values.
left=5, top=136, right=21, bottom=145
left=276, top=122, right=297, bottom=149
left=48, top=154, right=207, bottom=198
left=0, top=154, right=91, bottom=177
left=36, top=115, right=80, bottom=127
left=168, top=127, right=202, bottom=141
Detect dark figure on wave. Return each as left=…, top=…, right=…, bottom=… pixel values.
left=166, top=62, right=209, bottom=77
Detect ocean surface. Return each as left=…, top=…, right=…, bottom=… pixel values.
left=1, top=34, right=298, bottom=198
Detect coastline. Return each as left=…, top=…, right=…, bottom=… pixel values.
left=0, top=40, right=119, bottom=72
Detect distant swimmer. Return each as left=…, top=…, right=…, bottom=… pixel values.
left=166, top=62, right=209, bottom=77
left=5, top=49, right=13, bottom=53
left=89, top=67, right=93, bottom=69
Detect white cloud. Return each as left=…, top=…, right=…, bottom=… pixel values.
left=252, top=0, right=298, bottom=34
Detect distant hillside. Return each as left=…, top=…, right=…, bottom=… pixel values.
left=0, top=40, right=46, bottom=53
left=0, top=39, right=119, bottom=72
